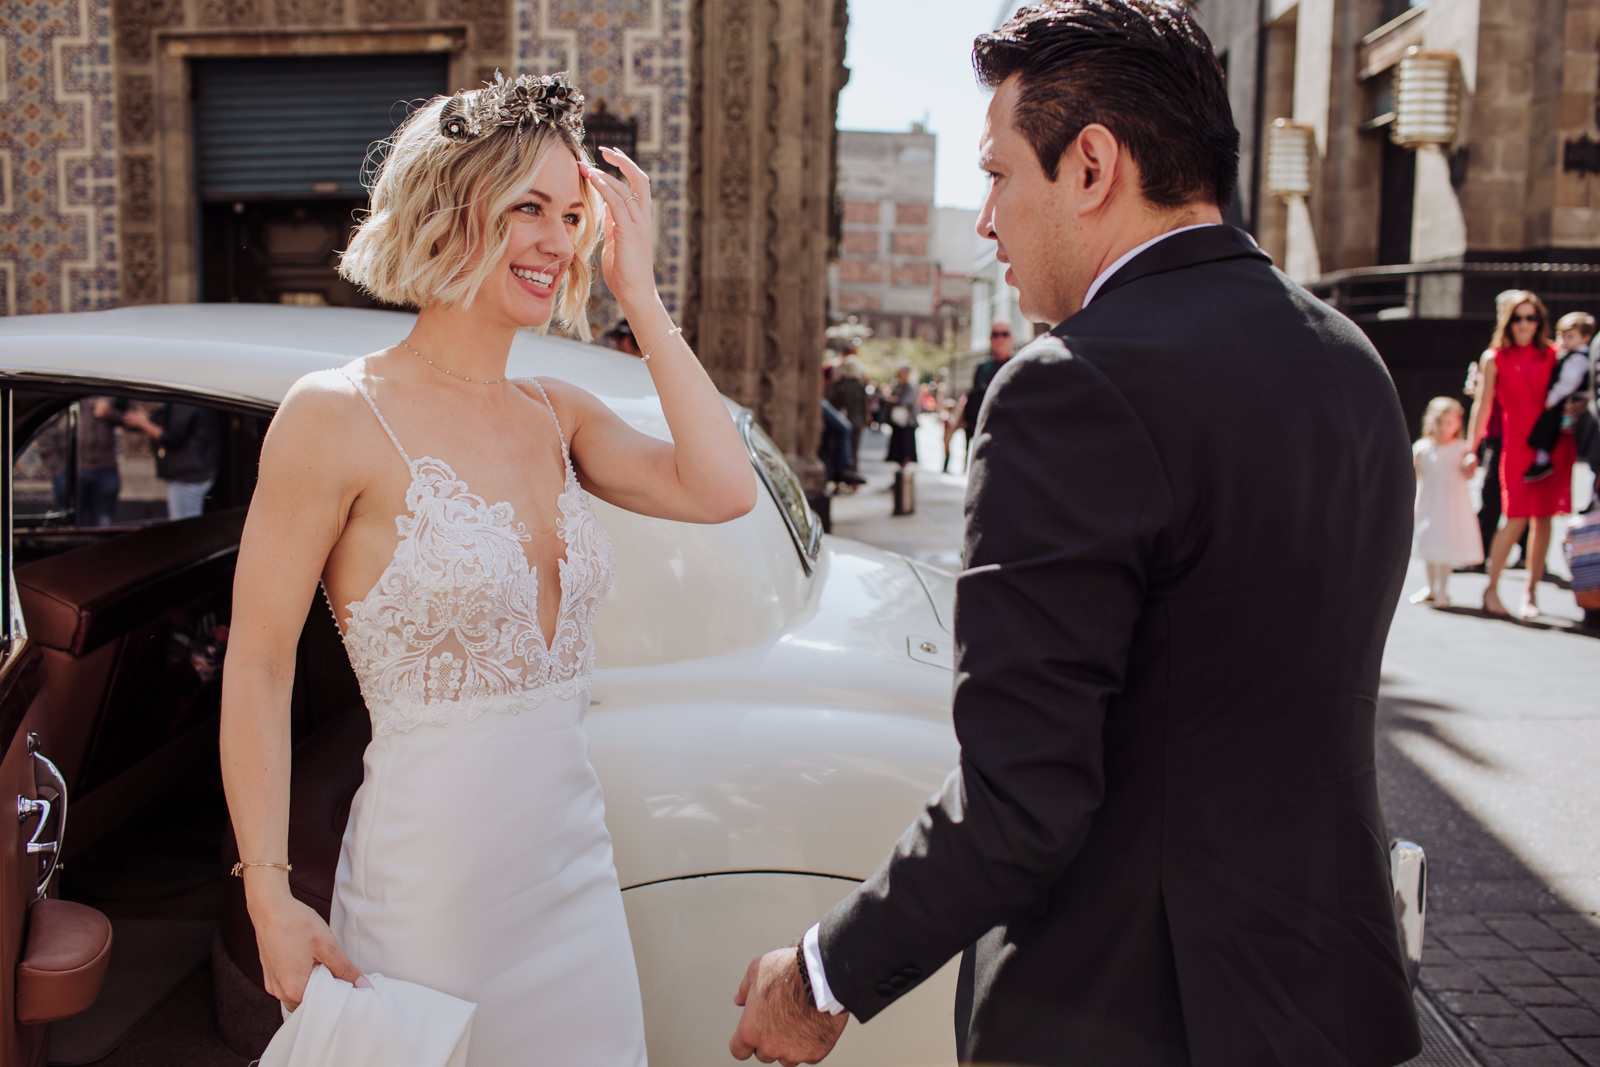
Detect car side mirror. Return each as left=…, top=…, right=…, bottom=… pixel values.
left=1389, top=839, right=1426, bottom=990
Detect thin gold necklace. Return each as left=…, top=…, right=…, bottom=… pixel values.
left=397, top=339, right=507, bottom=385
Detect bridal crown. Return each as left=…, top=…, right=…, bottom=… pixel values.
left=438, top=70, right=586, bottom=146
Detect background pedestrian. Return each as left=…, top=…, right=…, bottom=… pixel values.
left=1466, top=290, right=1574, bottom=619
left=948, top=321, right=1015, bottom=471
left=828, top=355, right=870, bottom=477
left=884, top=363, right=918, bottom=468
left=1411, top=396, right=1483, bottom=607
left=124, top=402, right=221, bottom=519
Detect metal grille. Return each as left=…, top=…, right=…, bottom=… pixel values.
left=1403, top=992, right=1484, bottom=1067
left=193, top=54, right=448, bottom=201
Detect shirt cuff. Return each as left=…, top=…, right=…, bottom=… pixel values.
left=802, top=924, right=845, bottom=1015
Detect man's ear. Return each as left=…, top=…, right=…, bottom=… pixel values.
left=1071, top=123, right=1122, bottom=214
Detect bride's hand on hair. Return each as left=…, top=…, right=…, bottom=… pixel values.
left=581, top=147, right=656, bottom=309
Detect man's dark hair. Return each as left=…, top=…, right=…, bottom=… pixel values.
left=973, top=0, right=1240, bottom=209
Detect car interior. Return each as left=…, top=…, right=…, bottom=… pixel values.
left=7, top=385, right=368, bottom=1062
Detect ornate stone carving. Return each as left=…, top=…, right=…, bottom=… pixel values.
left=113, top=0, right=183, bottom=62
left=356, top=0, right=423, bottom=20
left=439, top=0, right=508, bottom=54
left=274, top=0, right=345, bottom=24
left=122, top=155, right=157, bottom=225
left=122, top=233, right=161, bottom=305
left=199, top=0, right=265, bottom=26
left=118, top=75, right=156, bottom=145
left=687, top=0, right=842, bottom=487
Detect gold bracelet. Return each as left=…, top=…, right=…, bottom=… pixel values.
left=231, top=860, right=293, bottom=877
left=641, top=325, right=683, bottom=362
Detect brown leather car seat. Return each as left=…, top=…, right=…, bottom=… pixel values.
left=13, top=508, right=246, bottom=857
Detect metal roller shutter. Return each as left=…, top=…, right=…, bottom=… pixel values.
left=193, top=53, right=449, bottom=201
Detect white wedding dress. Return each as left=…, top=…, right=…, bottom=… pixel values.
left=319, top=367, right=648, bottom=1065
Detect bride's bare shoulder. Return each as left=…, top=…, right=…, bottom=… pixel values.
left=262, top=361, right=387, bottom=470
left=518, top=375, right=608, bottom=427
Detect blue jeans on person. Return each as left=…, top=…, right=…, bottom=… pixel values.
left=53, top=466, right=122, bottom=526
left=166, top=478, right=213, bottom=520
left=820, top=400, right=855, bottom=482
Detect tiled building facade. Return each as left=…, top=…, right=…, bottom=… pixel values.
left=0, top=0, right=119, bottom=315
left=1, top=0, right=848, bottom=483
left=1, top=0, right=691, bottom=316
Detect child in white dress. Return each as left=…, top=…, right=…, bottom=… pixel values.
left=1412, top=396, right=1484, bottom=607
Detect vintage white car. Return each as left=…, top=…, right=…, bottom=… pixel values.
left=0, top=304, right=965, bottom=1066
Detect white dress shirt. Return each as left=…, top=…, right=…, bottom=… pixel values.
left=1079, top=223, right=1220, bottom=309
left=798, top=221, right=1225, bottom=1018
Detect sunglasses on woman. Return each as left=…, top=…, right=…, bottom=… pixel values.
left=1511, top=314, right=1539, bottom=323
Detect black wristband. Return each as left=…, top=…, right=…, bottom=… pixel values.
left=795, top=943, right=816, bottom=1008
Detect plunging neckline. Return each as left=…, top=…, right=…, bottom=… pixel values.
left=340, top=453, right=576, bottom=653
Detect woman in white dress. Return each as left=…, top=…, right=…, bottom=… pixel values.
left=219, top=72, right=756, bottom=1064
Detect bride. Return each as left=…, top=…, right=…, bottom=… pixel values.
left=219, top=72, right=755, bottom=1064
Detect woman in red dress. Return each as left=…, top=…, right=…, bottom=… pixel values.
left=1466, top=290, right=1575, bottom=619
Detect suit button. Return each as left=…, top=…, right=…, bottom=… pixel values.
left=875, top=982, right=895, bottom=997
left=902, top=966, right=921, bottom=979
left=889, top=975, right=909, bottom=990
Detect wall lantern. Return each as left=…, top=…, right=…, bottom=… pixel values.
left=1264, top=118, right=1315, bottom=199
left=1392, top=48, right=1459, bottom=147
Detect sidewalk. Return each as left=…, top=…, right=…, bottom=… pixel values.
left=829, top=418, right=969, bottom=568
left=829, top=418, right=1600, bottom=1067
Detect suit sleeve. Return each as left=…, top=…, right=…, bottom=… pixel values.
left=816, top=339, right=1173, bottom=1022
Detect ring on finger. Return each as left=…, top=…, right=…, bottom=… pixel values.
left=626, top=193, right=641, bottom=204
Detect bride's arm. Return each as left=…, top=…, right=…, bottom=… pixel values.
left=559, top=147, right=756, bottom=523
left=220, top=373, right=366, bottom=1008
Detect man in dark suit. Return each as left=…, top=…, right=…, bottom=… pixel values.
left=729, top=1, right=1422, bottom=1064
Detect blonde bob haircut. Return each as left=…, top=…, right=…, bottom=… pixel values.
left=339, top=88, right=603, bottom=339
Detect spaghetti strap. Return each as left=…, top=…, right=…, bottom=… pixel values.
left=522, top=377, right=575, bottom=480
left=339, top=367, right=413, bottom=468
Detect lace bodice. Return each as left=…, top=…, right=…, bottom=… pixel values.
left=328, top=371, right=615, bottom=735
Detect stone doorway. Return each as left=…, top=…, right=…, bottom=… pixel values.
left=200, top=200, right=376, bottom=307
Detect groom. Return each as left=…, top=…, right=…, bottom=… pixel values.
left=730, top=1, right=1423, bottom=1064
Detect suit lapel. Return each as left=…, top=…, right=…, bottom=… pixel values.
left=1090, top=225, right=1272, bottom=305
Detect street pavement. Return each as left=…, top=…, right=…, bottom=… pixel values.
left=833, top=417, right=1600, bottom=1067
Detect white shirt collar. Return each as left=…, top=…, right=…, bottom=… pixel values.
left=1080, top=223, right=1221, bottom=310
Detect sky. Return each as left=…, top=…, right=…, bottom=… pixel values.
left=837, top=0, right=1018, bottom=210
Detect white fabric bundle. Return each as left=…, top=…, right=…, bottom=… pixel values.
left=257, top=964, right=475, bottom=1067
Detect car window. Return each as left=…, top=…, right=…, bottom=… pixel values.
left=11, top=390, right=267, bottom=564
left=741, top=413, right=822, bottom=571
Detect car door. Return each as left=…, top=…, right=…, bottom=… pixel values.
left=2, top=385, right=50, bottom=1066
left=1, top=386, right=106, bottom=1066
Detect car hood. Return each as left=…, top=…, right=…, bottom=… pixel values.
left=592, top=533, right=957, bottom=724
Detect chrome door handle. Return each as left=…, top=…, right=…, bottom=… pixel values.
left=17, top=795, right=55, bottom=854
left=21, top=732, right=69, bottom=897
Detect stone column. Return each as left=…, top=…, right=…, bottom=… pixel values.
left=687, top=0, right=847, bottom=491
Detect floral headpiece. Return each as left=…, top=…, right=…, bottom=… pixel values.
left=438, top=70, right=585, bottom=146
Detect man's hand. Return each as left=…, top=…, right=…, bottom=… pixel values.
left=730, top=948, right=848, bottom=1065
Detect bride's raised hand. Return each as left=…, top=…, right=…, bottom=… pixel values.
left=250, top=888, right=365, bottom=1010
left=580, top=147, right=656, bottom=308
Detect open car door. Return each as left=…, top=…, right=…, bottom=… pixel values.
left=2, top=388, right=113, bottom=1066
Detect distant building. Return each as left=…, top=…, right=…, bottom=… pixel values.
left=935, top=207, right=980, bottom=354
left=831, top=124, right=941, bottom=341
left=1197, top=0, right=1600, bottom=424
left=2, top=0, right=849, bottom=487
